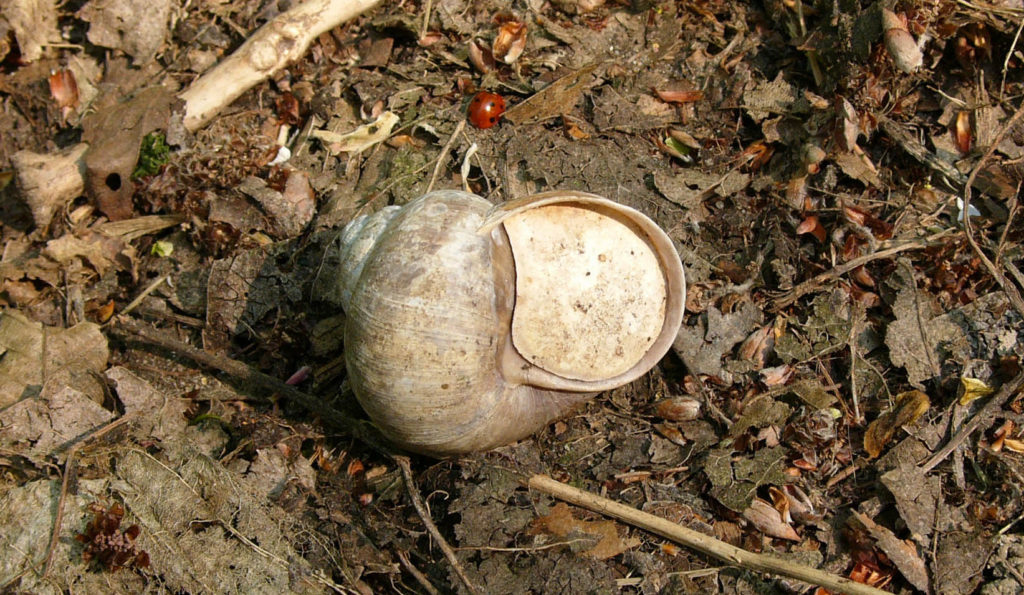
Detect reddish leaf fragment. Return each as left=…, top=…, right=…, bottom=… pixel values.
left=49, top=68, right=79, bottom=114
left=654, top=88, right=704, bottom=104
left=76, top=502, right=149, bottom=572
left=954, top=110, right=972, bottom=155
left=655, top=397, right=702, bottom=422
left=276, top=92, right=302, bottom=126
left=796, top=214, right=827, bottom=243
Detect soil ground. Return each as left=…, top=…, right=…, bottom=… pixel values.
left=2, top=0, right=1024, bottom=593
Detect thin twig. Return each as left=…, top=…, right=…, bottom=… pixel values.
left=770, top=231, right=953, bottom=311
left=426, top=119, right=466, bottom=193
left=114, top=274, right=169, bottom=321
left=41, top=415, right=135, bottom=579
left=960, top=100, right=1024, bottom=320
left=396, top=550, right=441, bottom=595
left=920, top=370, right=1024, bottom=472
left=528, top=474, right=889, bottom=595
left=396, top=456, right=479, bottom=595
left=110, top=317, right=394, bottom=457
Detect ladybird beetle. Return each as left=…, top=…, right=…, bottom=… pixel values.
left=468, top=92, right=506, bottom=129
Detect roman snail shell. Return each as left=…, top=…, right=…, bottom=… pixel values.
left=338, top=189, right=685, bottom=456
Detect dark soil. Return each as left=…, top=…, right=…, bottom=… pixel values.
left=2, top=0, right=1024, bottom=593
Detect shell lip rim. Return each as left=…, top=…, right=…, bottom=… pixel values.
left=489, top=190, right=687, bottom=392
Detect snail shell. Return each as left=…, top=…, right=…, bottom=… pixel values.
left=338, top=190, right=685, bottom=456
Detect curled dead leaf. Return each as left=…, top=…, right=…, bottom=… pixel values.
left=655, top=396, right=702, bottom=422
left=468, top=40, right=496, bottom=74
left=654, top=88, right=704, bottom=104
left=864, top=390, right=930, bottom=458
left=493, top=21, right=527, bottom=64
left=49, top=69, right=80, bottom=118
left=954, top=110, right=972, bottom=155
left=796, top=214, right=826, bottom=243
left=742, top=498, right=800, bottom=541
left=882, top=9, right=923, bottom=74
left=959, top=376, right=994, bottom=405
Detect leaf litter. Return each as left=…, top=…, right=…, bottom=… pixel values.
left=3, top=0, right=1024, bottom=593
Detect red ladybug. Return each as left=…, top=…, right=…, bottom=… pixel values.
left=468, top=92, right=506, bottom=129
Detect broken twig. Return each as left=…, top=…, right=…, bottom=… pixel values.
left=770, top=230, right=953, bottom=311
left=396, top=456, right=479, bottom=595
left=111, top=317, right=394, bottom=456
left=179, top=0, right=384, bottom=130
left=920, top=370, right=1024, bottom=472
left=529, top=474, right=889, bottom=595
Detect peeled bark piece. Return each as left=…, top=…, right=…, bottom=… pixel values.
left=179, top=0, right=384, bottom=131
left=882, top=9, right=923, bottom=74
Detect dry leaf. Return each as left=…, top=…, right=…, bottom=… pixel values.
left=882, top=9, right=923, bottom=74
left=492, top=21, right=527, bottom=64
left=0, top=310, right=108, bottom=409
left=959, top=376, right=994, bottom=405
left=742, top=498, right=799, bottom=541
left=5, top=0, right=62, bottom=62
left=654, top=89, right=704, bottom=104
left=796, top=215, right=826, bottom=243
left=864, top=390, right=930, bottom=458
left=954, top=110, right=972, bottom=154
left=738, top=325, right=773, bottom=368
left=467, top=39, right=496, bottom=74
left=311, top=112, right=400, bottom=154
left=529, top=502, right=640, bottom=559
left=78, top=0, right=173, bottom=64
left=655, top=397, right=701, bottom=422
left=49, top=69, right=79, bottom=120
left=853, top=511, right=929, bottom=592
left=503, top=63, right=599, bottom=125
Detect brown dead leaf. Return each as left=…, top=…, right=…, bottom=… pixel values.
left=82, top=86, right=175, bottom=220
left=655, top=396, right=701, bottom=422
left=738, top=325, right=774, bottom=367
left=833, top=149, right=883, bottom=188
left=493, top=21, right=527, bottom=64
left=654, top=88, right=704, bottom=104
left=49, top=68, right=79, bottom=120
left=529, top=502, right=639, bottom=559
left=0, top=386, right=115, bottom=458
left=504, top=63, right=599, bottom=125
left=864, top=390, right=930, bottom=458
left=78, top=0, right=173, bottom=64
left=44, top=233, right=116, bottom=275
left=237, top=171, right=315, bottom=238
left=796, top=214, right=826, bottom=243
left=5, top=0, right=62, bottom=62
left=954, top=110, right=972, bottom=154
left=742, top=498, right=799, bottom=541
left=0, top=310, right=108, bottom=409
left=853, top=511, right=929, bottom=592
left=11, top=143, right=89, bottom=229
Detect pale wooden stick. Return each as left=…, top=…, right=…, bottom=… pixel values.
left=528, top=474, right=889, bottom=595
left=179, top=0, right=384, bottom=131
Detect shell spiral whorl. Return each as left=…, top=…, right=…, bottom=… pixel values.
left=338, top=190, right=685, bottom=456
